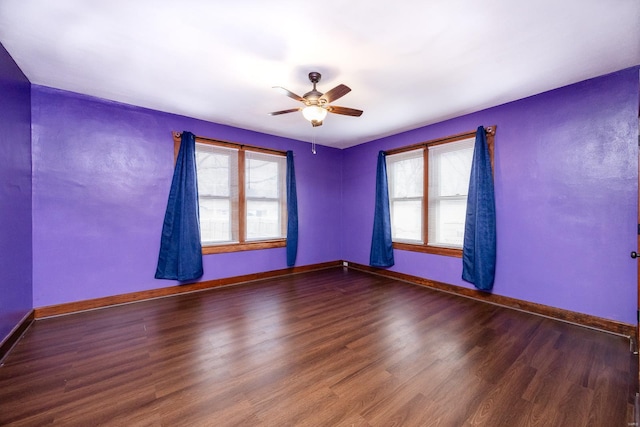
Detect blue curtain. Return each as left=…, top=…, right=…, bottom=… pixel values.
left=370, top=151, right=394, bottom=267
left=155, top=131, right=203, bottom=281
left=286, top=151, right=298, bottom=267
left=462, top=126, right=496, bottom=291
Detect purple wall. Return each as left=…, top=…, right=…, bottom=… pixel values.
left=31, top=86, right=343, bottom=307
left=24, top=64, right=640, bottom=325
left=0, top=43, right=32, bottom=343
left=343, top=67, right=640, bottom=324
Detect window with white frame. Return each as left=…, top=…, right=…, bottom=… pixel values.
left=385, top=129, right=494, bottom=257
left=387, top=148, right=424, bottom=243
left=427, top=137, right=475, bottom=248
left=244, top=150, right=287, bottom=241
left=196, top=143, right=239, bottom=245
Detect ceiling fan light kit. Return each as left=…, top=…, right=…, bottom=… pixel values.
left=269, top=72, right=363, bottom=127
left=302, top=105, right=327, bottom=123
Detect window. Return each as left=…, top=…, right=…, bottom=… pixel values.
left=244, top=151, right=287, bottom=241
left=197, top=143, right=239, bottom=245
left=174, top=133, right=287, bottom=254
left=387, top=149, right=424, bottom=243
left=385, top=128, right=495, bottom=257
left=428, top=138, right=475, bottom=248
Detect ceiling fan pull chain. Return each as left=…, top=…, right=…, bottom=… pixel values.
left=312, top=132, right=317, bottom=155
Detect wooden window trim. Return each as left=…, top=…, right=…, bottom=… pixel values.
left=386, top=126, right=496, bottom=258
left=385, top=126, right=495, bottom=172
left=202, top=239, right=286, bottom=254
left=238, top=150, right=246, bottom=244
left=173, top=132, right=287, bottom=157
left=172, top=132, right=287, bottom=255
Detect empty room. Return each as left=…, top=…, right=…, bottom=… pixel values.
left=1, top=1, right=640, bottom=426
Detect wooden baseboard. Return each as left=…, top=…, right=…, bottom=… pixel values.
left=32, top=259, right=635, bottom=337
left=34, top=261, right=342, bottom=319
left=347, top=261, right=635, bottom=337
left=0, top=309, right=35, bottom=364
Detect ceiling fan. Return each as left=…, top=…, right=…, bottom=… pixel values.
left=269, top=72, right=363, bottom=127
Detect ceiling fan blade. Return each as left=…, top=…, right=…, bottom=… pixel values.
left=273, top=86, right=306, bottom=103
left=268, top=108, right=301, bottom=116
left=327, top=106, right=363, bottom=117
left=319, top=84, right=351, bottom=104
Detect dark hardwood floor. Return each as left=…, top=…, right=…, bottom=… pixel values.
left=0, top=268, right=635, bottom=426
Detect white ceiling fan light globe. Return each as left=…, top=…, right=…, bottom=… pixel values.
left=302, top=105, right=327, bottom=122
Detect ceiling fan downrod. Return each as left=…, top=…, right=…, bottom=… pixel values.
left=304, top=72, right=323, bottom=102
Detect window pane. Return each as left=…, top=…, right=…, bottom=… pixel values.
left=429, top=138, right=474, bottom=197
left=246, top=200, right=282, bottom=240
left=387, top=149, right=424, bottom=243
left=429, top=199, right=467, bottom=247
left=245, top=152, right=279, bottom=198
left=245, top=151, right=286, bottom=241
left=199, top=198, right=233, bottom=244
left=437, top=148, right=473, bottom=196
left=196, top=143, right=238, bottom=197
left=388, top=150, right=423, bottom=198
left=428, top=137, right=474, bottom=248
left=391, top=200, right=423, bottom=242
left=195, top=143, right=239, bottom=244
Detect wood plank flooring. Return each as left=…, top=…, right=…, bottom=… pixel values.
left=0, top=268, right=634, bottom=426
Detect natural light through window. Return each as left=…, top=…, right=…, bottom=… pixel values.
left=387, top=149, right=424, bottom=243
left=384, top=128, right=494, bottom=257
left=245, top=151, right=286, bottom=241
left=176, top=133, right=288, bottom=254
left=196, top=143, right=239, bottom=245
left=427, top=137, right=474, bottom=248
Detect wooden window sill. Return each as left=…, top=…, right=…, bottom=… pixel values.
left=203, top=239, right=286, bottom=254
left=393, top=242, right=462, bottom=258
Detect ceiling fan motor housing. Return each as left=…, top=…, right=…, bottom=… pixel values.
left=308, top=71, right=321, bottom=84
left=304, top=72, right=323, bottom=104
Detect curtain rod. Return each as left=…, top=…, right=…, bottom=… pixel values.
left=383, top=125, right=496, bottom=155
left=172, top=131, right=288, bottom=156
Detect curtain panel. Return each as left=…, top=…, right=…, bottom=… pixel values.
left=462, top=126, right=496, bottom=290
left=370, top=151, right=395, bottom=267
left=286, top=151, right=298, bottom=267
left=155, top=131, right=204, bottom=281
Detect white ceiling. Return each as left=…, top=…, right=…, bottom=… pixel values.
left=0, top=1, right=638, bottom=149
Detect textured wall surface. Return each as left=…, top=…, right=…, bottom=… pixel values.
left=13, top=61, right=640, bottom=325
left=342, top=67, right=639, bottom=324
left=31, top=86, right=343, bottom=307
left=0, top=43, right=32, bottom=343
